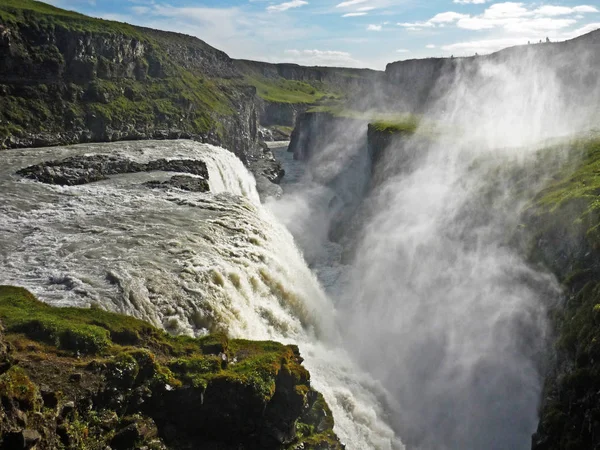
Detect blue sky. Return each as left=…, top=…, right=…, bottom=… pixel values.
left=46, top=0, right=600, bottom=69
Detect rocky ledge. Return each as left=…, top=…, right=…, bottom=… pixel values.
left=144, top=175, right=209, bottom=193
left=0, top=286, right=343, bottom=449
left=17, top=154, right=209, bottom=187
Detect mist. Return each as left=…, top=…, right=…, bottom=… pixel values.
left=269, top=40, right=600, bottom=449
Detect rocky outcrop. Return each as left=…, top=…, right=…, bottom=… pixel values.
left=0, top=285, right=344, bottom=449
left=260, top=101, right=307, bottom=128
left=288, top=111, right=366, bottom=161
left=234, top=59, right=384, bottom=89
left=366, top=123, right=431, bottom=185
left=144, top=175, right=209, bottom=193
left=17, top=154, right=210, bottom=187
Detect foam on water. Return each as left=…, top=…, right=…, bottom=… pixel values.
left=0, top=140, right=402, bottom=450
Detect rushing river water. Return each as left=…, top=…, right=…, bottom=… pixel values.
left=0, top=139, right=403, bottom=449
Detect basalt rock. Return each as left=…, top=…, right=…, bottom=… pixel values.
left=145, top=175, right=210, bottom=193
left=17, top=154, right=209, bottom=186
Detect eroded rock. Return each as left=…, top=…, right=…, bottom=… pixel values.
left=17, top=154, right=210, bottom=188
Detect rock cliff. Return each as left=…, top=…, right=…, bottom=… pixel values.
left=519, top=137, right=600, bottom=450
left=0, top=0, right=263, bottom=160
left=386, top=29, right=600, bottom=113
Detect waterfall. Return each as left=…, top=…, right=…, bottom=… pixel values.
left=266, top=54, right=592, bottom=450
left=0, top=140, right=402, bottom=450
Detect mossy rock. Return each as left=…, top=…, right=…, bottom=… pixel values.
left=0, top=286, right=343, bottom=449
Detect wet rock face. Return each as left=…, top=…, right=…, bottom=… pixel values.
left=17, top=154, right=210, bottom=187
left=145, top=175, right=210, bottom=193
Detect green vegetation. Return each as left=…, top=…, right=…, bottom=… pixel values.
left=305, top=106, right=422, bottom=132
left=371, top=116, right=420, bottom=134
left=517, top=134, right=600, bottom=449
left=0, top=0, right=144, bottom=37
left=530, top=137, right=600, bottom=221
left=244, top=75, right=338, bottom=104
left=525, top=137, right=600, bottom=266
left=0, top=286, right=341, bottom=448
left=0, top=0, right=242, bottom=145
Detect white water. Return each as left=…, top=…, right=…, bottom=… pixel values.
left=261, top=45, right=600, bottom=448
left=0, top=140, right=402, bottom=449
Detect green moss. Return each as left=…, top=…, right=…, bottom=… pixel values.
left=0, top=285, right=180, bottom=355
left=526, top=137, right=600, bottom=255
left=290, top=392, right=342, bottom=450
left=0, top=286, right=307, bottom=400
left=371, top=116, right=420, bottom=134
left=523, top=133, right=600, bottom=449
left=0, top=366, right=40, bottom=411
left=0, top=286, right=341, bottom=447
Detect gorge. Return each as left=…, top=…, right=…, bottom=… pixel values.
left=1, top=1, right=600, bottom=449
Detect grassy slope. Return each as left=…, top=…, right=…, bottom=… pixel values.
left=244, top=75, right=338, bottom=105
left=0, top=285, right=340, bottom=449
left=0, top=0, right=241, bottom=142
left=0, top=0, right=143, bottom=35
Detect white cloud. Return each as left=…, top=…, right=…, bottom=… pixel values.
left=398, top=21, right=435, bottom=28
left=454, top=0, right=487, bottom=4
left=336, top=0, right=368, bottom=7
left=441, top=37, right=528, bottom=54
left=504, top=17, right=576, bottom=33
left=483, top=2, right=529, bottom=19
left=534, top=5, right=598, bottom=16
left=399, top=2, right=599, bottom=33
left=429, top=12, right=469, bottom=23
left=426, top=44, right=436, bottom=48
left=130, top=6, right=150, bottom=14
left=267, top=0, right=308, bottom=12
left=438, top=18, right=600, bottom=57
left=367, top=24, right=382, bottom=31
left=564, top=21, right=600, bottom=37
left=396, top=48, right=409, bottom=52
left=574, top=5, right=600, bottom=13
left=283, top=49, right=362, bottom=66
left=343, top=12, right=368, bottom=17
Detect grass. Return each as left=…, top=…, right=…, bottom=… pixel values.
left=0, top=285, right=309, bottom=398
left=526, top=136, right=600, bottom=253
left=517, top=133, right=600, bottom=449
left=0, top=0, right=145, bottom=38
left=370, top=116, right=420, bottom=134
left=305, top=106, right=422, bottom=130
left=244, top=75, right=338, bottom=104
left=0, top=285, right=341, bottom=448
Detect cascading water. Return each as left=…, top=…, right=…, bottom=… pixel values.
left=0, top=139, right=402, bottom=449
left=267, top=53, right=599, bottom=450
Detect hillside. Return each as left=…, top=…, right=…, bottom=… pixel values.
left=0, top=0, right=380, bottom=153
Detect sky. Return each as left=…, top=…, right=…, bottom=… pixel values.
left=45, top=0, right=600, bottom=69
